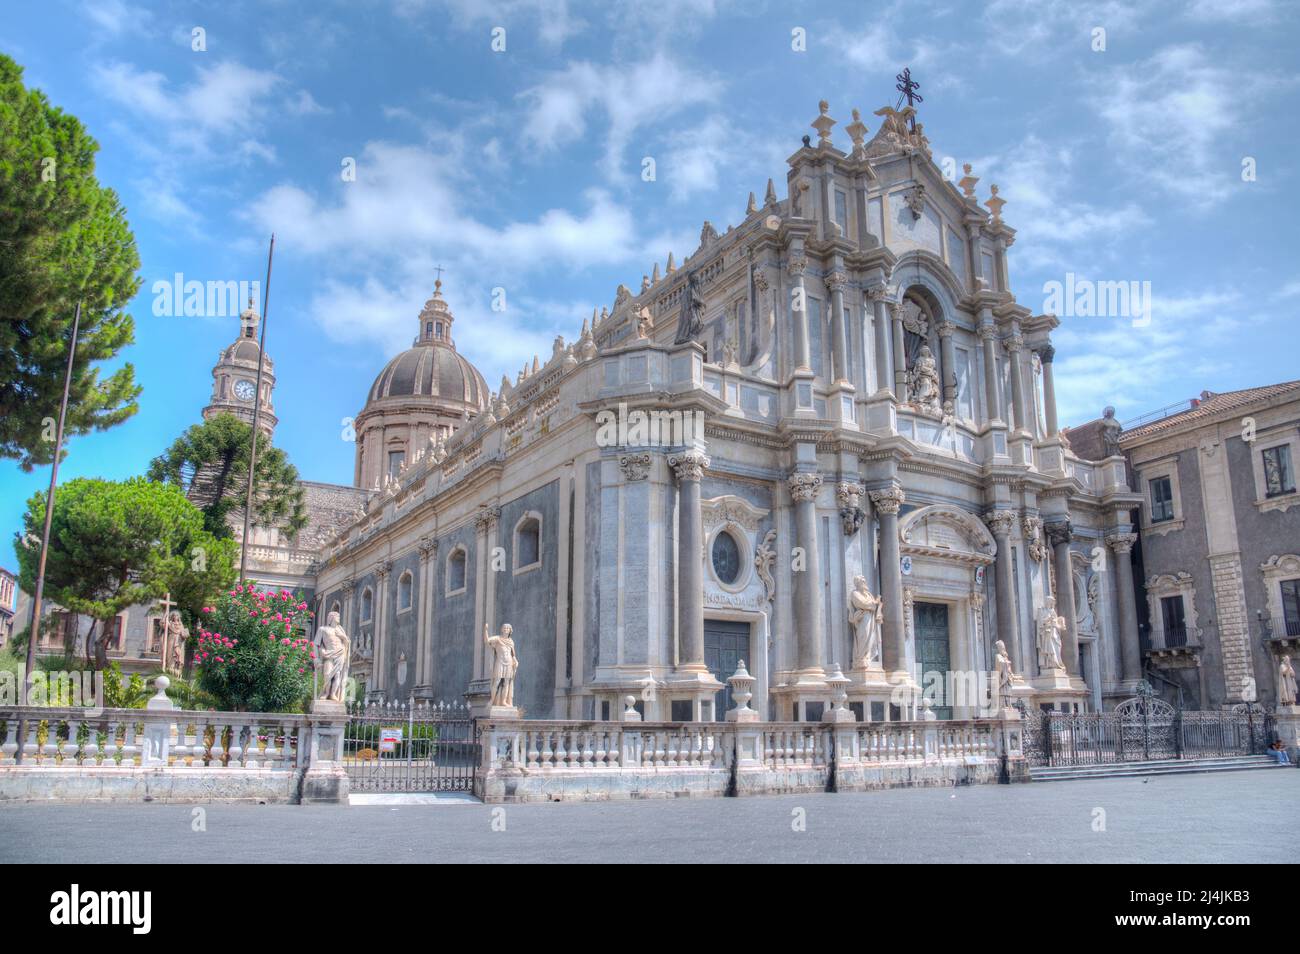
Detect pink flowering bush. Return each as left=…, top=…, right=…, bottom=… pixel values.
left=194, top=583, right=316, bottom=712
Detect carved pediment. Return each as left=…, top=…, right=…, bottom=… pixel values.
left=701, top=495, right=770, bottom=532
left=898, top=505, right=996, bottom=565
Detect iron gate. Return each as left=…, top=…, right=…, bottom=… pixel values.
left=344, top=700, right=477, bottom=792
left=1020, top=696, right=1273, bottom=768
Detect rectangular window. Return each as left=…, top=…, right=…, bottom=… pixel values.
left=955, top=347, right=974, bottom=420
left=807, top=297, right=825, bottom=378
left=388, top=450, right=405, bottom=478
left=1160, top=595, right=1187, bottom=647
left=1263, top=445, right=1295, bottom=497
left=834, top=189, right=848, bottom=233
left=1281, top=579, right=1300, bottom=637
left=1149, top=476, right=1174, bottom=522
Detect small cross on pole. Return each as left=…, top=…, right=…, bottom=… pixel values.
left=895, top=67, right=923, bottom=130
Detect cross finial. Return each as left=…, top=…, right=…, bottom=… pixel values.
left=895, top=67, right=923, bottom=130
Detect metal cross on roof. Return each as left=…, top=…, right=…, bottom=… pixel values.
left=895, top=67, right=923, bottom=110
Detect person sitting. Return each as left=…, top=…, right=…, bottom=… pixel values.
left=1268, top=740, right=1291, bottom=765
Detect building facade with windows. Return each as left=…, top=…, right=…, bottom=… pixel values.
left=1116, top=381, right=1300, bottom=708
left=310, top=98, right=1147, bottom=720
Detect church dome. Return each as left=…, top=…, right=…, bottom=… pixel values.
left=352, top=280, right=489, bottom=489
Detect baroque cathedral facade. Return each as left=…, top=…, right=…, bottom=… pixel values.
left=278, top=97, right=1147, bottom=722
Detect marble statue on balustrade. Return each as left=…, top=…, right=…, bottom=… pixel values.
left=1100, top=406, right=1123, bottom=457
left=1036, top=597, right=1066, bottom=673
left=1280, top=655, right=1298, bottom=707
left=908, top=344, right=942, bottom=415
left=672, top=269, right=705, bottom=345
left=164, top=611, right=187, bottom=675
left=314, top=611, right=351, bottom=705
left=848, top=576, right=883, bottom=669
left=485, top=623, right=519, bottom=713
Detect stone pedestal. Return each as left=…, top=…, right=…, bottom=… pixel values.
left=1274, top=706, right=1300, bottom=763
left=142, top=676, right=175, bottom=767
left=302, top=701, right=350, bottom=804
left=487, top=705, right=521, bottom=720
left=664, top=671, right=724, bottom=722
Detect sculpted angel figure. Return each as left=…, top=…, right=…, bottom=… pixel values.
left=848, top=575, right=884, bottom=669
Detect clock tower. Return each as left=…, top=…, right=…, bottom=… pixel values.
left=203, top=296, right=277, bottom=438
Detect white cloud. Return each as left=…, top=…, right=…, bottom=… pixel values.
left=519, top=52, right=718, bottom=180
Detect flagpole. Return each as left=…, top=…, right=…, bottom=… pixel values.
left=239, top=235, right=275, bottom=583
left=16, top=301, right=81, bottom=763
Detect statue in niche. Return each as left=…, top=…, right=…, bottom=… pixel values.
left=484, top=623, right=519, bottom=709
left=1280, top=655, right=1297, bottom=707
left=673, top=270, right=705, bottom=345
left=1036, top=596, right=1066, bottom=672
left=315, top=611, right=352, bottom=703
left=1100, top=406, right=1123, bottom=457
left=848, top=576, right=884, bottom=669
left=908, top=344, right=942, bottom=414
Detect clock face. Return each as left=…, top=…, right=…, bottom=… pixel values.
left=234, top=379, right=256, bottom=402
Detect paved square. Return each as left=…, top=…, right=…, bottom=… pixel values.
left=0, top=771, right=1292, bottom=863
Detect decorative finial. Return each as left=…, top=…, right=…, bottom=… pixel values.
left=746, top=191, right=758, bottom=215
left=666, top=252, right=676, bottom=273
left=985, top=183, right=1006, bottom=223
left=958, top=162, right=979, bottom=200
left=651, top=262, right=661, bottom=283
left=845, top=108, right=868, bottom=157
left=764, top=178, right=778, bottom=207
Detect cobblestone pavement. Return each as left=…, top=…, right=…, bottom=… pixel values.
left=1, top=770, right=1292, bottom=863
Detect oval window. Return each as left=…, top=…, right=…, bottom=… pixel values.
left=711, top=531, right=742, bottom=585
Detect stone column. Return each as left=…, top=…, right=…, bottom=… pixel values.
left=985, top=510, right=1019, bottom=672
left=472, top=507, right=499, bottom=681
left=416, top=537, right=436, bottom=687
left=827, top=271, right=849, bottom=384
left=340, top=578, right=355, bottom=640
left=890, top=301, right=908, bottom=395
left=1107, top=533, right=1141, bottom=682
left=788, top=472, right=825, bottom=675
left=374, top=560, right=392, bottom=692
left=870, top=484, right=907, bottom=674
left=979, top=319, right=1000, bottom=423
left=1005, top=332, right=1027, bottom=433
left=1045, top=520, right=1079, bottom=675
left=869, top=285, right=892, bottom=395
left=1039, top=344, right=1059, bottom=437
left=937, top=320, right=957, bottom=408
left=669, top=451, right=710, bottom=671
left=789, top=256, right=811, bottom=371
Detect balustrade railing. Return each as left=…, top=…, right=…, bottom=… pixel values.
left=0, top=706, right=308, bottom=770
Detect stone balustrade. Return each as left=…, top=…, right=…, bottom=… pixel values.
left=0, top=698, right=350, bottom=804
left=479, top=715, right=1025, bottom=802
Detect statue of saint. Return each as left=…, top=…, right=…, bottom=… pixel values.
left=164, top=611, right=188, bottom=674
left=673, top=270, right=705, bottom=345
left=847, top=576, right=883, bottom=669
left=484, top=623, right=519, bottom=709
left=1280, top=655, right=1298, bottom=707
left=314, top=611, right=351, bottom=703
left=909, top=344, right=942, bottom=413
left=1099, top=406, right=1123, bottom=457
left=993, top=639, right=1015, bottom=707
left=1036, top=597, right=1066, bottom=672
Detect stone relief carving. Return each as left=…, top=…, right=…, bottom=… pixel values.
left=754, top=529, right=777, bottom=609
left=701, top=495, right=770, bottom=531
left=619, top=452, right=651, bottom=482
left=836, top=482, right=865, bottom=536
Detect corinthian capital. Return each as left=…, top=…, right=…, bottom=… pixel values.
left=984, top=509, right=1016, bottom=536
left=787, top=472, right=823, bottom=503
left=1004, top=333, right=1024, bottom=354
left=753, top=270, right=770, bottom=293
left=825, top=271, right=848, bottom=293
left=474, top=505, right=501, bottom=534
left=1106, top=531, right=1138, bottom=554
left=835, top=481, right=864, bottom=508
left=375, top=560, right=393, bottom=580
left=667, top=450, right=709, bottom=482
left=868, top=484, right=905, bottom=516
left=786, top=255, right=807, bottom=277
left=417, top=536, right=438, bottom=559
left=1044, top=519, right=1072, bottom=547
left=866, top=284, right=890, bottom=303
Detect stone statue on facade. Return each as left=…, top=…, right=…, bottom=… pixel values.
left=1280, top=655, right=1298, bottom=707
left=993, top=639, right=1015, bottom=707
left=1100, top=406, right=1123, bottom=457
left=315, top=611, right=351, bottom=704
left=484, top=623, right=519, bottom=710
left=848, top=575, right=883, bottom=669
left=1036, top=597, right=1066, bottom=672
left=908, top=344, right=942, bottom=414
left=673, top=270, right=706, bottom=345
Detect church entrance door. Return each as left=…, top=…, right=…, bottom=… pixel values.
left=914, top=602, right=952, bottom=719
left=704, top=619, right=750, bottom=720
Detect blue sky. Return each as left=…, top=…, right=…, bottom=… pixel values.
left=2, top=0, right=1298, bottom=564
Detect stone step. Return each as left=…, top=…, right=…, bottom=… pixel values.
left=1030, top=756, right=1281, bottom=782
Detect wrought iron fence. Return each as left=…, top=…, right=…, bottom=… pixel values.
left=343, top=699, right=475, bottom=792
left=1021, top=697, right=1274, bottom=768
